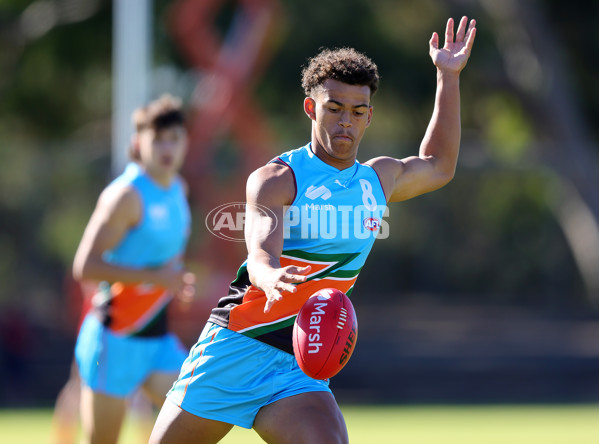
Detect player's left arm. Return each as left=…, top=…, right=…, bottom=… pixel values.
left=367, top=16, right=476, bottom=203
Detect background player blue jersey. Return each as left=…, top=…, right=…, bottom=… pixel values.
left=104, top=162, right=190, bottom=268
left=93, top=162, right=191, bottom=336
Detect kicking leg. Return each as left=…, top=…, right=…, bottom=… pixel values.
left=253, top=391, right=348, bottom=444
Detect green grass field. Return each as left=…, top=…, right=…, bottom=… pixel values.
left=1, top=404, right=599, bottom=443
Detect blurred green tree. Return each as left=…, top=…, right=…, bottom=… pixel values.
left=0, top=0, right=597, bottom=319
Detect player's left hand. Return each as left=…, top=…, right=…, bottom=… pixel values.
left=430, top=16, right=476, bottom=74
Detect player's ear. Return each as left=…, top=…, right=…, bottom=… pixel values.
left=366, top=106, right=373, bottom=128
left=304, top=97, right=316, bottom=121
left=129, top=134, right=141, bottom=161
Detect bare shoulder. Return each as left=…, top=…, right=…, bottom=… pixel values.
left=176, top=174, right=189, bottom=196
left=365, top=156, right=407, bottom=175
left=364, top=156, right=407, bottom=199
left=246, top=162, right=296, bottom=206
left=95, top=182, right=141, bottom=225
left=366, top=154, right=449, bottom=202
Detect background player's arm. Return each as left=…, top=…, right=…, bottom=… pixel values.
left=367, top=16, right=476, bottom=203
left=72, top=185, right=188, bottom=292
left=245, top=163, right=311, bottom=313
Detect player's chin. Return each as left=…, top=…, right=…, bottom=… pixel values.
left=328, top=140, right=354, bottom=156
left=158, top=163, right=179, bottom=177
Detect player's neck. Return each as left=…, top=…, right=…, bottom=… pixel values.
left=143, top=167, right=175, bottom=188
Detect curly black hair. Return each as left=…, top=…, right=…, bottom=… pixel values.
left=301, top=47, right=380, bottom=97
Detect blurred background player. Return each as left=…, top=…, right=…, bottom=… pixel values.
left=71, top=94, right=196, bottom=444
left=150, top=16, right=476, bottom=444
left=50, top=279, right=154, bottom=444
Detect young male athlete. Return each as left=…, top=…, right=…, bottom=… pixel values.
left=73, top=94, right=196, bottom=444
left=151, top=16, right=476, bottom=444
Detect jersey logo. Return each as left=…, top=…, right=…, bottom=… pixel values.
left=363, top=217, right=381, bottom=231
left=305, top=185, right=332, bottom=200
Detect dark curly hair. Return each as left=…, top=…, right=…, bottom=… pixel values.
left=301, top=47, right=380, bottom=97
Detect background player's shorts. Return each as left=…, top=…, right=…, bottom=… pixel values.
left=75, top=314, right=188, bottom=397
left=166, top=322, right=332, bottom=428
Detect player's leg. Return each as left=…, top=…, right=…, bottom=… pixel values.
left=79, top=384, right=127, bottom=444
left=128, top=390, right=155, bottom=444
left=50, top=359, right=81, bottom=444
left=133, top=328, right=187, bottom=441
left=149, top=321, right=284, bottom=443
left=142, top=331, right=189, bottom=407
left=253, top=391, right=348, bottom=444
left=148, top=324, right=237, bottom=443
left=149, top=400, right=234, bottom=444
left=76, top=314, right=147, bottom=443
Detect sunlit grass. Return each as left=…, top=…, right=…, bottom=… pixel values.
left=1, top=404, right=598, bottom=443
left=342, top=404, right=599, bottom=444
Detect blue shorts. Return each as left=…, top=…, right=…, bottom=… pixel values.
left=166, top=322, right=332, bottom=429
left=75, top=314, right=188, bottom=397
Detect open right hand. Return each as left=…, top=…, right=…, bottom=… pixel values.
left=257, top=265, right=312, bottom=313
left=429, top=16, right=476, bottom=74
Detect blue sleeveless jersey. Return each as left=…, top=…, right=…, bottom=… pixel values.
left=104, top=163, right=190, bottom=267
left=94, top=163, right=191, bottom=336
left=209, top=143, right=387, bottom=353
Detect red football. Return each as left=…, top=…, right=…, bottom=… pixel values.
left=293, top=288, right=358, bottom=380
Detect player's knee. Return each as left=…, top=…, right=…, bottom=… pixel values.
left=326, top=415, right=349, bottom=444
left=294, top=412, right=348, bottom=444
left=303, top=425, right=348, bottom=444
left=322, top=429, right=349, bottom=444
left=323, top=403, right=349, bottom=444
